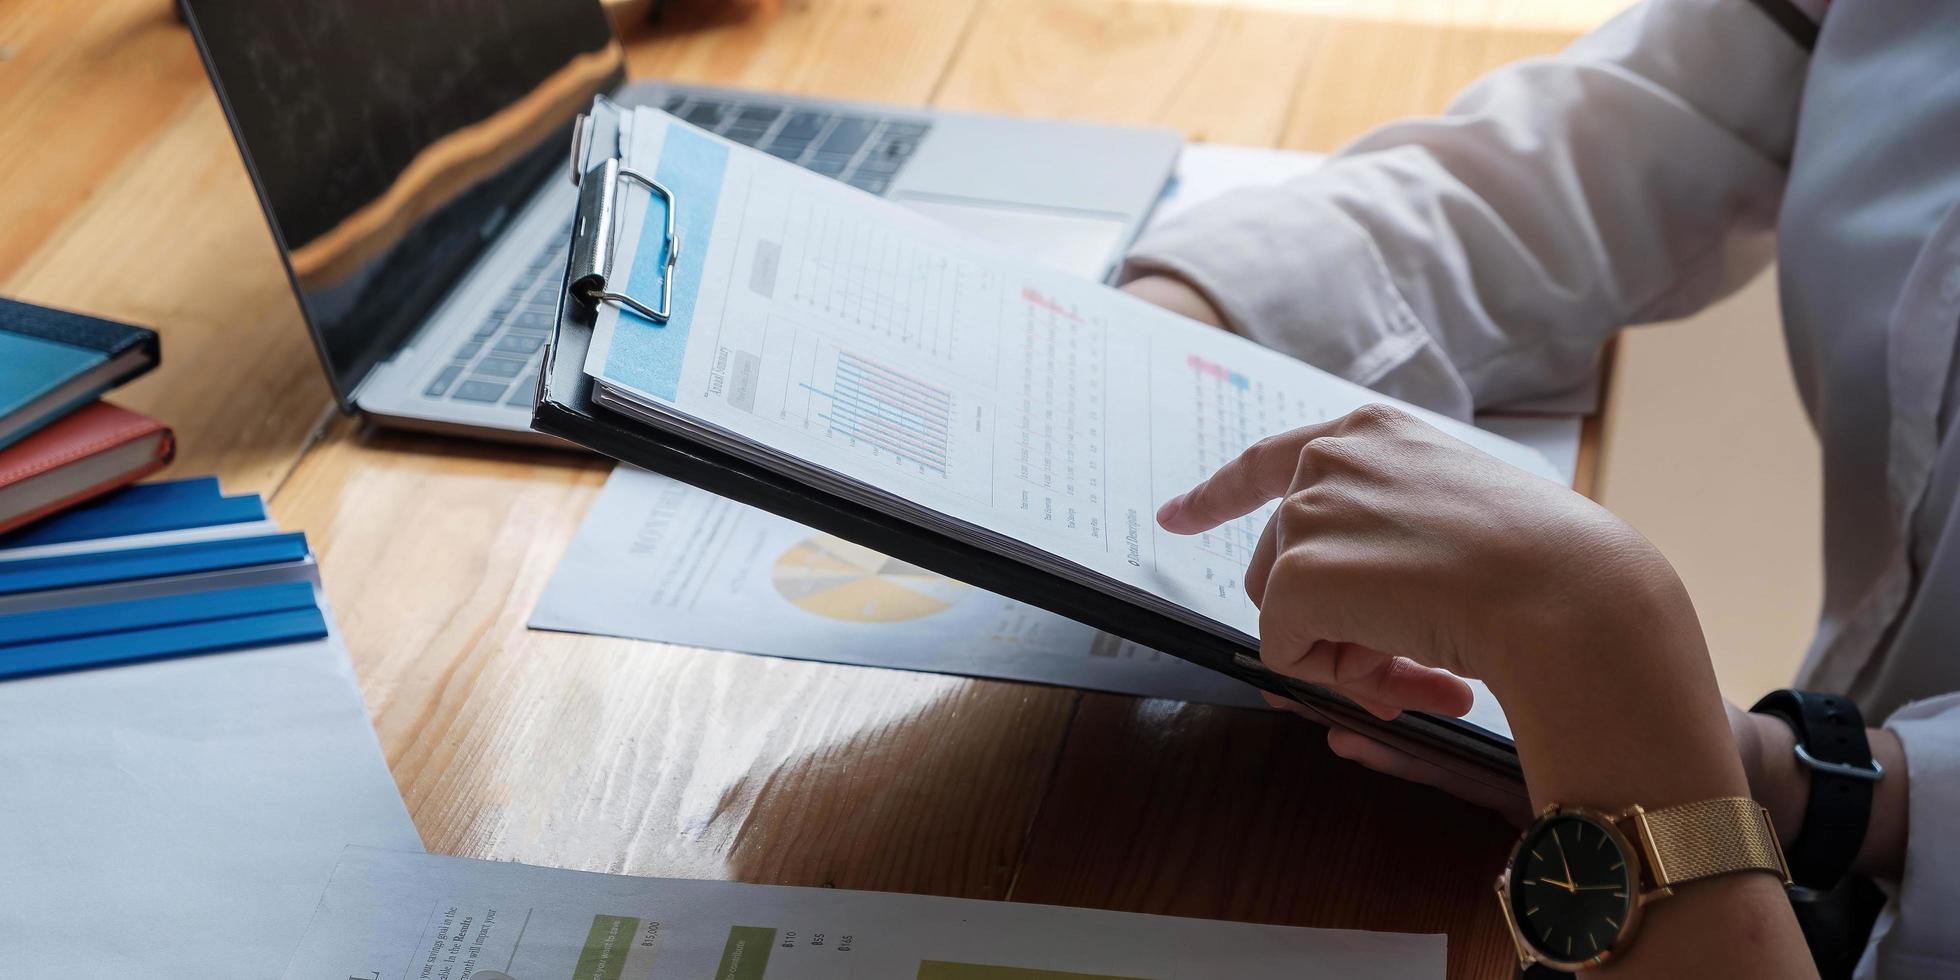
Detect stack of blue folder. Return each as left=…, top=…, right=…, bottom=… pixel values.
left=0, top=477, right=329, bottom=680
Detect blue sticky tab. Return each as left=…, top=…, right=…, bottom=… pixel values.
left=0, top=477, right=265, bottom=549
left=0, top=531, right=310, bottom=596
left=603, top=124, right=729, bottom=401
left=0, top=605, right=329, bottom=681
left=0, top=580, right=317, bottom=646
left=75, top=476, right=224, bottom=509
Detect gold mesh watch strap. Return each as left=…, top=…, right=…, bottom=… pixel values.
left=1632, top=796, right=1791, bottom=889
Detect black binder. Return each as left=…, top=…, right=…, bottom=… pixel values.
left=532, top=99, right=1524, bottom=795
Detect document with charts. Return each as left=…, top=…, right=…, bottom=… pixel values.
left=283, top=847, right=1442, bottom=979
left=575, top=108, right=1555, bottom=754
left=530, top=466, right=1268, bottom=708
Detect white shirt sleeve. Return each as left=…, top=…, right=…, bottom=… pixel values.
left=1858, top=693, right=1960, bottom=979
left=1123, top=0, right=1810, bottom=418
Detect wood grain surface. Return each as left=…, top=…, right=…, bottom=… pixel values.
left=0, top=0, right=332, bottom=495
left=0, top=2, right=1639, bottom=978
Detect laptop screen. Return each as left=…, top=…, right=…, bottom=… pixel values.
left=181, top=0, right=624, bottom=404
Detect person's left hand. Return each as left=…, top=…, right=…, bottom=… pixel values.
left=1265, top=689, right=1535, bottom=821
left=1121, top=274, right=1229, bottom=329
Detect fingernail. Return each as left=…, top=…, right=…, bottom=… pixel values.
left=1156, top=495, right=1183, bottom=526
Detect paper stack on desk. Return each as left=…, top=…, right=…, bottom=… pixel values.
left=0, top=477, right=422, bottom=979
left=533, top=465, right=1270, bottom=706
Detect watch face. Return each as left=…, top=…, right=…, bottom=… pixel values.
left=1508, top=812, right=1638, bottom=966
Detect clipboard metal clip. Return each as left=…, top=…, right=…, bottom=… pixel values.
left=569, top=153, right=681, bottom=325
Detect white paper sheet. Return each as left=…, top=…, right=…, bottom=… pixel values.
left=541, top=128, right=1578, bottom=730
left=527, top=141, right=1331, bottom=708
left=585, top=110, right=1559, bottom=651
left=285, top=847, right=1444, bottom=979
left=531, top=465, right=1267, bottom=706
left=1150, top=142, right=1328, bottom=230
left=0, top=560, right=421, bottom=977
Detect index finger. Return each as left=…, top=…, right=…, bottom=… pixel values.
left=1157, top=419, right=1338, bottom=534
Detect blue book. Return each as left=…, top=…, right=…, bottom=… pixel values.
left=0, top=605, right=329, bottom=680
left=0, top=531, right=310, bottom=596
left=0, top=297, right=160, bottom=450
left=0, top=580, right=317, bottom=646
left=0, top=477, right=266, bottom=550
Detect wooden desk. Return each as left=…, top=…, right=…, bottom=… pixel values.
left=0, top=2, right=1633, bottom=976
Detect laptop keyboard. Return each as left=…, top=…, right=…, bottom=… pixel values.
left=664, top=94, right=931, bottom=197
left=427, top=95, right=931, bottom=406
left=422, top=216, right=573, bottom=408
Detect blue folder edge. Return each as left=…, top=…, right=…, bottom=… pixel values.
left=0, top=580, right=318, bottom=646
left=0, top=605, right=329, bottom=681
left=0, top=531, right=310, bottom=596
left=0, top=477, right=266, bottom=550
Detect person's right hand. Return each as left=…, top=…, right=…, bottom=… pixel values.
left=1159, top=402, right=1760, bottom=847
left=1156, top=402, right=1685, bottom=713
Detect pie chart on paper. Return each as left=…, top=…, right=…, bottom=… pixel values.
left=771, top=534, right=969, bottom=622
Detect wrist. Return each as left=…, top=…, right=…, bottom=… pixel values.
left=1480, top=521, right=1696, bottom=698
left=1501, top=645, right=1750, bottom=818
left=1485, top=560, right=1752, bottom=814
left=1483, top=544, right=1703, bottom=712
left=1742, top=694, right=1907, bottom=883
left=1119, top=273, right=1228, bottom=329
left=1740, top=710, right=1810, bottom=847
left=1860, top=728, right=1907, bottom=880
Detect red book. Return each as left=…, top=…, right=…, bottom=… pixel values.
left=0, top=401, right=175, bottom=535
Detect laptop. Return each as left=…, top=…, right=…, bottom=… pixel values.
left=179, top=0, right=1182, bottom=444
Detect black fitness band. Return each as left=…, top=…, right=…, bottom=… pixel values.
left=1749, top=689, right=1882, bottom=891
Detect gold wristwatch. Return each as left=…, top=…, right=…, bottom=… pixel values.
left=1494, top=797, right=1791, bottom=972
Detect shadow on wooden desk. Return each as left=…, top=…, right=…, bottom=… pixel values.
left=716, top=689, right=1518, bottom=978
left=1007, top=696, right=1517, bottom=974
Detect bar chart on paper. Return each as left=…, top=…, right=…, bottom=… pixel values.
left=777, top=329, right=960, bottom=481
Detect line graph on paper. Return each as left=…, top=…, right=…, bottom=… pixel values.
left=778, top=330, right=959, bottom=481
left=1185, top=353, right=1332, bottom=604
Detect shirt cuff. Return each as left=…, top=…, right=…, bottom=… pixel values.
left=1859, top=693, right=1960, bottom=978
left=1121, top=182, right=1475, bottom=420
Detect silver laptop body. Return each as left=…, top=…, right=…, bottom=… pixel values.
left=183, top=3, right=1180, bottom=445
